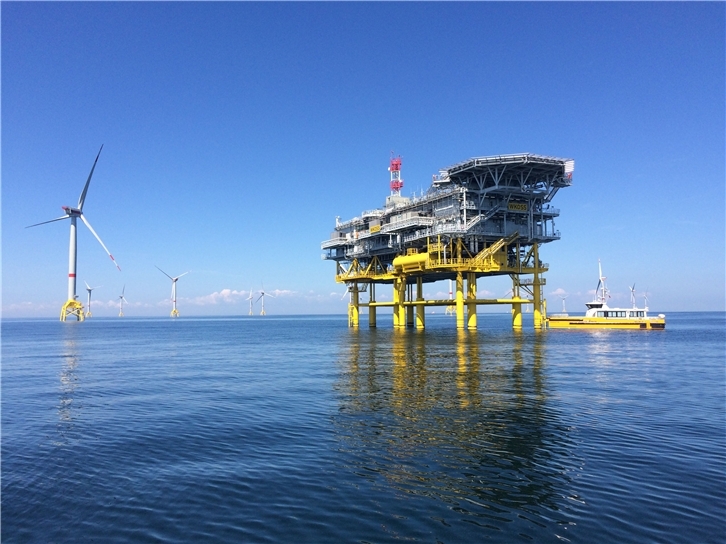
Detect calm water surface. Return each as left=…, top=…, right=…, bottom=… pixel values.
left=2, top=313, right=724, bottom=543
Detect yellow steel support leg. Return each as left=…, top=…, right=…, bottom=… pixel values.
left=397, top=277, right=408, bottom=329
left=533, top=244, right=543, bottom=330
left=406, top=283, right=414, bottom=328
left=512, top=303, right=522, bottom=329
left=392, top=278, right=401, bottom=328
left=466, top=272, right=477, bottom=330
left=369, top=283, right=376, bottom=328
left=415, top=277, right=425, bottom=329
left=60, top=299, right=85, bottom=322
left=348, top=284, right=360, bottom=328
left=512, top=277, right=522, bottom=329
left=456, top=272, right=465, bottom=330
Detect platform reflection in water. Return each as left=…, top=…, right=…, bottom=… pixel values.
left=333, top=327, right=581, bottom=539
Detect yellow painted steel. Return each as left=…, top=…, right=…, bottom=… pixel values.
left=392, top=278, right=401, bottom=328
left=406, top=284, right=414, bottom=327
left=547, top=316, right=666, bottom=329
left=533, top=243, right=543, bottom=329
left=335, top=233, right=554, bottom=331
left=397, top=278, right=407, bottom=328
left=60, top=299, right=85, bottom=322
left=348, top=284, right=360, bottom=328
left=171, top=309, right=180, bottom=318
left=466, top=272, right=477, bottom=330
left=512, top=303, right=523, bottom=329
left=415, top=277, right=425, bottom=329
left=368, top=283, right=377, bottom=328
left=455, top=272, right=464, bottom=330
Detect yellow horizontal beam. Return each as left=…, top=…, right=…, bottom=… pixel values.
left=336, top=266, right=547, bottom=284
left=365, top=298, right=532, bottom=308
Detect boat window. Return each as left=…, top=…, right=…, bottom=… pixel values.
left=597, top=311, right=604, bottom=317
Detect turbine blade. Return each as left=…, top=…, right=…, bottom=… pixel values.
left=155, top=266, right=173, bottom=280
left=26, top=215, right=69, bottom=228
left=80, top=214, right=121, bottom=271
left=78, top=145, right=103, bottom=210
left=255, top=294, right=263, bottom=303
left=267, top=293, right=275, bottom=298
left=85, top=281, right=91, bottom=290
left=176, top=271, right=190, bottom=279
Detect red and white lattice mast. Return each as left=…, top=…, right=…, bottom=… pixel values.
left=388, top=154, right=403, bottom=196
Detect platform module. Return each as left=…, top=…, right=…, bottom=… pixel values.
left=321, top=153, right=574, bottom=329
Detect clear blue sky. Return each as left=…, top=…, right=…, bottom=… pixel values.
left=3, top=2, right=724, bottom=317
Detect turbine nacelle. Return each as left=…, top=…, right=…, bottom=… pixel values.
left=62, top=206, right=82, bottom=216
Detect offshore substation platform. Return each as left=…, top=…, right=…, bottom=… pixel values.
left=321, top=153, right=574, bottom=330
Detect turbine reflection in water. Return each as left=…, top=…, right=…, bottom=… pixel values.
left=57, top=329, right=81, bottom=447
left=334, top=327, right=580, bottom=538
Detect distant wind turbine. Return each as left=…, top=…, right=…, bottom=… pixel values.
left=629, top=283, right=637, bottom=308
left=84, top=282, right=101, bottom=318
left=256, top=286, right=275, bottom=316
left=247, top=288, right=255, bottom=315
left=156, top=266, right=189, bottom=317
left=118, top=285, right=128, bottom=317
left=26, top=145, right=120, bottom=321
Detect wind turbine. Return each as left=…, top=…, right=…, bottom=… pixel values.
left=629, top=284, right=637, bottom=308
left=594, top=259, right=609, bottom=303
left=118, top=285, right=128, bottom=317
left=26, top=146, right=120, bottom=321
left=247, top=288, right=255, bottom=315
left=559, top=294, right=569, bottom=313
left=445, top=279, right=455, bottom=315
left=256, top=286, right=274, bottom=316
left=84, top=282, right=101, bottom=318
left=156, top=266, right=189, bottom=317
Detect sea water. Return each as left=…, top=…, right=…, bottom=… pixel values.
left=2, top=313, right=724, bottom=543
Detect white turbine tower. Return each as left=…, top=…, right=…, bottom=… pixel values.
left=84, top=282, right=101, bottom=318
left=256, top=286, right=275, bottom=316
left=629, top=283, right=637, bottom=308
left=559, top=294, right=569, bottom=313
left=156, top=266, right=189, bottom=318
left=247, top=288, right=255, bottom=315
left=118, top=286, right=128, bottom=317
left=26, top=146, right=120, bottom=321
left=445, top=279, right=455, bottom=316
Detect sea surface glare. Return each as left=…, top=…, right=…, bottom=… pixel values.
left=2, top=313, right=724, bottom=543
